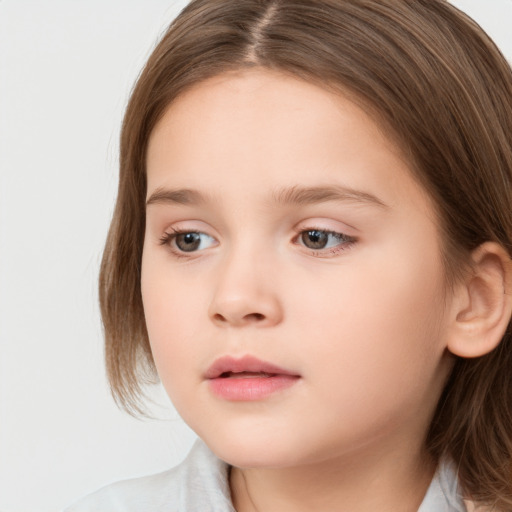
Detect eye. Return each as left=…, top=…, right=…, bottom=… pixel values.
left=297, top=229, right=355, bottom=252
left=160, top=229, right=216, bottom=253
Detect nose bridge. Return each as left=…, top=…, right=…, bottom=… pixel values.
left=209, top=236, right=283, bottom=327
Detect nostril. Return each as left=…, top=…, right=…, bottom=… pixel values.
left=245, top=313, right=265, bottom=322
left=212, top=311, right=266, bottom=325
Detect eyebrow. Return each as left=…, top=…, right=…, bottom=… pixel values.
left=146, top=185, right=388, bottom=209
left=270, top=185, right=388, bottom=209
left=146, top=187, right=210, bottom=206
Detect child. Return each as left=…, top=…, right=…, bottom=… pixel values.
left=66, top=0, right=512, bottom=510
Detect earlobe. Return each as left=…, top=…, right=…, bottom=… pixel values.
left=447, top=242, right=512, bottom=358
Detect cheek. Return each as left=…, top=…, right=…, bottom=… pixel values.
left=140, top=251, right=209, bottom=386
left=286, top=237, right=448, bottom=399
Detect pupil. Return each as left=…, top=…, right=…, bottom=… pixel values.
left=176, top=232, right=200, bottom=252
left=303, top=230, right=328, bottom=249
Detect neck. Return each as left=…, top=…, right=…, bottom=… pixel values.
left=230, top=440, right=436, bottom=512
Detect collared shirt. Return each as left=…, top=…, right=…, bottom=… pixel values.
left=64, top=439, right=467, bottom=512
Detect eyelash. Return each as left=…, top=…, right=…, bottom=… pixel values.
left=159, top=227, right=357, bottom=259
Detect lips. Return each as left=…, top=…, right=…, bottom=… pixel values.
left=205, top=355, right=301, bottom=401
left=205, top=356, right=296, bottom=379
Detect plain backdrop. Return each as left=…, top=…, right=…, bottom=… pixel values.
left=0, top=1, right=511, bottom=511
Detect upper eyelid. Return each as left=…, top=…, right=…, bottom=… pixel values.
left=160, top=223, right=354, bottom=238
left=152, top=212, right=357, bottom=234
left=161, top=226, right=351, bottom=238
left=294, top=218, right=357, bottom=234
left=294, top=224, right=355, bottom=238
left=159, top=225, right=218, bottom=242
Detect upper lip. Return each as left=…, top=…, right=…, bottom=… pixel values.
left=205, top=355, right=299, bottom=379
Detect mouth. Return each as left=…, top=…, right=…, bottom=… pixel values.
left=205, top=355, right=299, bottom=379
left=218, top=371, right=275, bottom=378
left=205, top=355, right=301, bottom=401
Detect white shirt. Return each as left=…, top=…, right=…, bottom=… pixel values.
left=64, top=439, right=467, bottom=511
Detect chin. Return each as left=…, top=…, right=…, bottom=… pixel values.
left=201, top=430, right=302, bottom=469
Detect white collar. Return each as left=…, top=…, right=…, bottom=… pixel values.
left=183, top=440, right=467, bottom=511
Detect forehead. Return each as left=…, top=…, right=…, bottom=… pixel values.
left=147, top=68, right=397, bottom=163
left=145, top=68, right=431, bottom=217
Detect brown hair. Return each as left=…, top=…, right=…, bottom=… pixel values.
left=99, top=0, right=512, bottom=507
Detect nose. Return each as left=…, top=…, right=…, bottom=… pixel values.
left=208, top=249, right=284, bottom=328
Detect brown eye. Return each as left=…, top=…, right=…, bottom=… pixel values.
left=298, top=229, right=353, bottom=252
left=301, top=230, right=329, bottom=249
left=160, top=229, right=217, bottom=255
left=175, top=232, right=202, bottom=252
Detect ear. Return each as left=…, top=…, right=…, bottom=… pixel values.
left=447, top=242, right=512, bottom=358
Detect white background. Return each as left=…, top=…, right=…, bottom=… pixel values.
left=0, top=1, right=511, bottom=511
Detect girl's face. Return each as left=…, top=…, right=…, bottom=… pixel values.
left=142, top=69, right=454, bottom=468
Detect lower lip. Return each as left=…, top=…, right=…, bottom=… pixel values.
left=208, top=375, right=300, bottom=401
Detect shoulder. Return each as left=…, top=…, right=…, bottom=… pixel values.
left=421, top=460, right=495, bottom=512
left=419, top=458, right=468, bottom=512
left=63, top=439, right=235, bottom=512
left=63, top=466, right=182, bottom=512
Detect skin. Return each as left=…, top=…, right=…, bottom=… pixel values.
left=142, top=69, right=457, bottom=512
